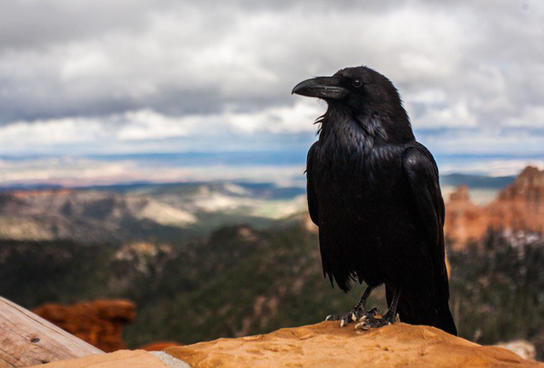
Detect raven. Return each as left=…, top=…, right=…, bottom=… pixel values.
left=292, top=66, right=457, bottom=335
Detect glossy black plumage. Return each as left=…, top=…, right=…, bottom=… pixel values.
left=296, top=66, right=457, bottom=335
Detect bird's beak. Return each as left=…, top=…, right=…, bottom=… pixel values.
left=292, top=76, right=348, bottom=100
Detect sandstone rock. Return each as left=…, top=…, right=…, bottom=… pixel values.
left=33, top=299, right=135, bottom=352
left=166, top=321, right=543, bottom=368
left=487, top=166, right=544, bottom=233
left=445, top=186, right=489, bottom=249
left=445, top=166, right=544, bottom=248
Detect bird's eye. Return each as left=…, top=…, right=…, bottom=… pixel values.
left=352, top=79, right=363, bottom=88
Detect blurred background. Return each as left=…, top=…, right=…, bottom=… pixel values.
left=1, top=0, right=544, bottom=360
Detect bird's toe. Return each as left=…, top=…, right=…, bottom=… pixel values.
left=325, top=308, right=371, bottom=327
left=354, top=311, right=397, bottom=331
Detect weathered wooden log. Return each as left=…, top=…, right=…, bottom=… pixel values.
left=0, top=296, right=103, bottom=367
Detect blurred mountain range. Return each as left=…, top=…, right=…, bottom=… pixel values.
left=0, top=182, right=306, bottom=243
left=0, top=172, right=516, bottom=244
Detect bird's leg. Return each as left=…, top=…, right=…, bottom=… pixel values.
left=355, top=286, right=401, bottom=330
left=325, top=285, right=376, bottom=327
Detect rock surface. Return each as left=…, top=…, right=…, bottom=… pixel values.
left=445, top=166, right=544, bottom=248
left=165, top=321, right=543, bottom=368
left=33, top=299, right=135, bottom=352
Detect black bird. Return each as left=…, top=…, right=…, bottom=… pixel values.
left=292, top=66, right=457, bottom=335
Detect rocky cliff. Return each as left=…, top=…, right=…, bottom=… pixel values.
left=445, top=166, right=544, bottom=248
left=487, top=166, right=544, bottom=233
left=33, top=299, right=136, bottom=352
left=444, top=185, right=488, bottom=249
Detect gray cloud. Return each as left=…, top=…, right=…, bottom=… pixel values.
left=0, top=0, right=543, bottom=158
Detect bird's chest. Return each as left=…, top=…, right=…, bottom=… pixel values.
left=313, top=128, right=403, bottom=202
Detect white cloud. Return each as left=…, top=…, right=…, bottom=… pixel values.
left=0, top=100, right=322, bottom=153
left=0, top=156, right=305, bottom=187
left=410, top=100, right=478, bottom=128
left=0, top=157, right=138, bottom=184
left=117, top=110, right=189, bottom=140
left=439, top=159, right=544, bottom=177
left=505, top=105, right=544, bottom=128
left=0, top=0, right=543, bottom=181
left=0, top=117, right=106, bottom=147
left=224, top=100, right=322, bottom=134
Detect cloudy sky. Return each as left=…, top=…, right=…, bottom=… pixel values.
left=1, top=0, right=543, bottom=185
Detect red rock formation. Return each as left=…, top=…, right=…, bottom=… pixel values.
left=445, top=166, right=544, bottom=249
left=33, top=299, right=135, bottom=352
left=487, top=166, right=544, bottom=232
left=140, top=342, right=180, bottom=351
left=445, top=186, right=489, bottom=250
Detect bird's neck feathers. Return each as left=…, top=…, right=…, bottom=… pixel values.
left=319, top=103, right=415, bottom=145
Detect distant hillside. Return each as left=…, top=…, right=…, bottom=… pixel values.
left=0, top=189, right=198, bottom=244
left=0, top=182, right=306, bottom=243
left=80, top=181, right=306, bottom=200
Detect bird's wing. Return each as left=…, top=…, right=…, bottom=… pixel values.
left=401, top=144, right=457, bottom=335
left=306, top=142, right=319, bottom=225
left=402, top=143, right=447, bottom=292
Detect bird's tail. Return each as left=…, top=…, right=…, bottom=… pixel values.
left=387, top=285, right=457, bottom=336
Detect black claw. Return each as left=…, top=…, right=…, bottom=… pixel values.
left=354, top=311, right=397, bottom=330
left=325, top=307, right=379, bottom=327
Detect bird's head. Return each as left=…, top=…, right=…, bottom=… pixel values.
left=292, top=66, right=403, bottom=113
left=292, top=66, right=413, bottom=142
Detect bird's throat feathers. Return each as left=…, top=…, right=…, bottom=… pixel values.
left=318, top=103, right=414, bottom=145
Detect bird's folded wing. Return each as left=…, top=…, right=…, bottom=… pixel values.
left=306, top=142, right=320, bottom=226
left=402, top=144, right=448, bottom=292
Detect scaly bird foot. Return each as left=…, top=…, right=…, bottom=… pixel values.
left=325, top=307, right=378, bottom=328
left=354, top=310, right=398, bottom=331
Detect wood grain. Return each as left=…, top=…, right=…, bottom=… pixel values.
left=0, top=297, right=103, bottom=367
